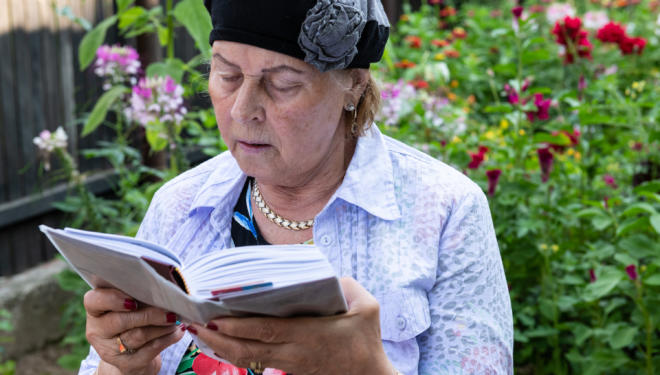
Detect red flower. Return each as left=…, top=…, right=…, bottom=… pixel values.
left=589, top=269, right=596, bottom=283
left=468, top=152, right=485, bottom=169
left=625, top=264, right=638, bottom=281
left=618, top=35, right=646, bottom=55
left=394, top=59, right=416, bottom=69
left=431, top=39, right=450, bottom=47
left=512, top=6, right=524, bottom=19
left=444, top=49, right=460, bottom=58
left=452, top=27, right=467, bottom=39
left=486, top=169, right=502, bottom=196
left=537, top=147, right=554, bottom=182
left=596, top=22, right=647, bottom=56
left=603, top=174, right=618, bottom=188
left=428, top=0, right=443, bottom=4
left=552, top=17, right=593, bottom=63
left=478, top=146, right=490, bottom=154
left=409, top=79, right=429, bottom=89
left=526, top=93, right=552, bottom=122
left=440, top=6, right=457, bottom=18
left=596, top=22, right=627, bottom=43
left=405, top=35, right=422, bottom=49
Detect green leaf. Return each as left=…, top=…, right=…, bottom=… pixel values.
left=616, top=217, right=649, bottom=237
left=608, top=325, right=637, bottom=349
left=116, top=0, right=135, bottom=13
left=583, top=267, right=622, bottom=302
left=146, top=126, right=168, bottom=151
left=533, top=132, right=571, bottom=146
left=622, top=202, right=658, bottom=217
left=173, top=0, right=213, bottom=58
left=591, top=215, right=613, bottom=231
left=650, top=214, right=660, bottom=235
left=525, top=327, right=558, bottom=338
left=118, top=6, right=145, bottom=29
left=82, top=86, right=127, bottom=137
left=644, top=273, right=660, bottom=286
left=78, top=16, right=117, bottom=71
left=146, top=59, right=186, bottom=83
left=157, top=26, right=170, bottom=46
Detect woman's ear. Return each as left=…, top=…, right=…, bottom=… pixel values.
left=347, top=69, right=369, bottom=105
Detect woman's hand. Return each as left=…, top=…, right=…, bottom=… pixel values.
left=189, top=277, right=396, bottom=374
left=83, top=288, right=185, bottom=375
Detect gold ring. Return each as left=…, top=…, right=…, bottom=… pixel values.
left=116, top=336, right=137, bottom=355
left=249, top=361, right=263, bottom=373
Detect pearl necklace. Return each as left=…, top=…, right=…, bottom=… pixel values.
left=252, top=180, right=315, bottom=231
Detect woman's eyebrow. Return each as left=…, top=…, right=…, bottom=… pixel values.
left=212, top=52, right=239, bottom=69
left=212, top=52, right=304, bottom=75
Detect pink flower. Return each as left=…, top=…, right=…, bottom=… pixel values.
left=537, top=147, right=554, bottom=182
left=583, top=11, right=609, bottom=30
left=527, top=93, right=552, bottom=122
left=603, top=174, right=618, bottom=188
left=552, top=17, right=593, bottom=63
left=468, top=146, right=489, bottom=169
left=468, top=152, right=485, bottom=169
left=589, top=269, right=596, bottom=283
left=486, top=169, right=502, bottom=196
left=625, top=264, right=638, bottom=281
left=93, top=44, right=141, bottom=90
left=512, top=6, right=524, bottom=19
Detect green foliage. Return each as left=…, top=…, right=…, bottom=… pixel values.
left=82, top=86, right=128, bottom=136
left=78, top=16, right=118, bottom=70
left=382, top=2, right=659, bottom=374
left=0, top=310, right=14, bottom=375
left=172, top=0, right=213, bottom=58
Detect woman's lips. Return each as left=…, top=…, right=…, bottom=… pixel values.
left=237, top=140, right=271, bottom=153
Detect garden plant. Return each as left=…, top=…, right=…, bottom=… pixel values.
left=32, top=0, right=660, bottom=374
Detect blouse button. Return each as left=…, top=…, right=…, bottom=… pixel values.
left=396, top=315, right=407, bottom=330
left=320, top=235, right=333, bottom=246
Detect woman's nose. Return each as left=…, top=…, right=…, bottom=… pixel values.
left=230, top=80, right=265, bottom=124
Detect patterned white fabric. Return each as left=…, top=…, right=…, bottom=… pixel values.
left=78, top=125, right=513, bottom=375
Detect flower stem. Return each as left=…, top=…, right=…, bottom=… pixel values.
left=166, top=0, right=174, bottom=59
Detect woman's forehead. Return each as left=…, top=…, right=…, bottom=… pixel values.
left=212, top=41, right=313, bottom=74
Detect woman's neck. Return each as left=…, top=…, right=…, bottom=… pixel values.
left=253, top=136, right=357, bottom=222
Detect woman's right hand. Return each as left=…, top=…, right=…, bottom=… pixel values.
left=83, top=288, right=185, bottom=375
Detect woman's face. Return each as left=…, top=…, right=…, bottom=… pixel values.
left=209, top=41, right=353, bottom=187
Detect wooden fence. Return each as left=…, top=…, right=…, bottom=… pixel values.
left=0, top=0, right=410, bottom=277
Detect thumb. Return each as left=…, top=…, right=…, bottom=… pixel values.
left=339, top=277, right=378, bottom=311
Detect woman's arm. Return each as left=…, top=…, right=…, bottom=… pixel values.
left=418, top=187, right=513, bottom=374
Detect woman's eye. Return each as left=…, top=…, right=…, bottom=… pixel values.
left=221, top=75, right=242, bottom=83
left=269, top=81, right=299, bottom=93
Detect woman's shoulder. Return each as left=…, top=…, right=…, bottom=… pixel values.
left=382, top=135, right=483, bottom=201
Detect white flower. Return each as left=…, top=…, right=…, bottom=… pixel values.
left=546, top=3, right=575, bottom=25
left=584, top=11, right=609, bottom=30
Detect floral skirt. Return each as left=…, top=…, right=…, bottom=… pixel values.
left=175, top=342, right=290, bottom=375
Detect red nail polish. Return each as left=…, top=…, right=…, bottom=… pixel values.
left=180, top=324, right=186, bottom=331
left=167, top=312, right=177, bottom=323
left=187, top=326, right=198, bottom=335
left=206, top=322, right=218, bottom=331
left=124, top=299, right=137, bottom=311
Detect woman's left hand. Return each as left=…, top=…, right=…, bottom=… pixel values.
left=188, top=277, right=395, bottom=374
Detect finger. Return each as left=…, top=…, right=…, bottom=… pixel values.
left=97, top=306, right=178, bottom=337
left=84, top=288, right=140, bottom=317
left=205, top=316, right=302, bottom=343
left=339, top=277, right=378, bottom=311
left=191, top=325, right=295, bottom=370
left=119, top=324, right=180, bottom=352
left=107, top=325, right=185, bottom=370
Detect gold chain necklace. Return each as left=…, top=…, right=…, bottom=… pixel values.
left=252, top=180, right=315, bottom=231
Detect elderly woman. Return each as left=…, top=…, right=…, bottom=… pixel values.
left=79, top=1, right=513, bottom=374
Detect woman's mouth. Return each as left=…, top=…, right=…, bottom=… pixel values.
left=237, top=140, right=271, bottom=153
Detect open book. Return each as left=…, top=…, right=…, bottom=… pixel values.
left=39, top=225, right=347, bottom=324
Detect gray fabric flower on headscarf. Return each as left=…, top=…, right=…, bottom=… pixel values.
left=298, top=0, right=367, bottom=72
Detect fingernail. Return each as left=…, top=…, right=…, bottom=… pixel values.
left=180, top=324, right=186, bottom=331
left=124, top=299, right=137, bottom=311
left=187, top=326, right=198, bottom=335
left=167, top=312, right=177, bottom=323
left=206, top=322, right=218, bottom=331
